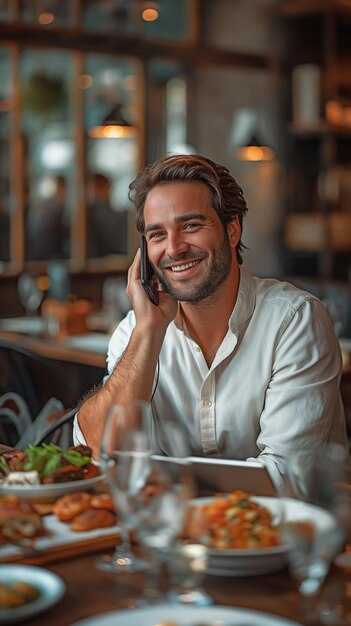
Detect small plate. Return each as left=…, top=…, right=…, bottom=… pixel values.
left=195, top=496, right=338, bottom=576
left=70, top=604, right=303, bottom=626
left=0, top=564, right=65, bottom=624
left=0, top=473, right=104, bottom=503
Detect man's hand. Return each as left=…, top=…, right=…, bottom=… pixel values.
left=126, top=249, right=178, bottom=332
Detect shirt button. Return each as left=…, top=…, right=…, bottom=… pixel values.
left=203, top=399, right=212, bottom=408
left=194, top=346, right=201, bottom=352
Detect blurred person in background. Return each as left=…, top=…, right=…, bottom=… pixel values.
left=26, top=175, right=68, bottom=261
left=87, top=173, right=128, bottom=258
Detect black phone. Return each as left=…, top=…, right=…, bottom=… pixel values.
left=140, top=235, right=159, bottom=305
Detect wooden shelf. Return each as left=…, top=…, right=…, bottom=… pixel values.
left=279, top=0, right=351, bottom=16
left=289, top=121, right=351, bottom=137
left=280, top=1, right=351, bottom=282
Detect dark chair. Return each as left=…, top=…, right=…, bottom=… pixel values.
left=341, top=368, right=351, bottom=442
left=16, top=405, right=77, bottom=449
left=0, top=336, right=104, bottom=446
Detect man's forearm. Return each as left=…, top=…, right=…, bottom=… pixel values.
left=77, top=325, right=165, bottom=458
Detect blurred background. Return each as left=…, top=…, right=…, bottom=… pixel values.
left=0, top=0, right=350, bottom=337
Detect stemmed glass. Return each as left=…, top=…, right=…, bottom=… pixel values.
left=17, top=273, right=43, bottom=316
left=278, top=444, right=350, bottom=621
left=131, top=422, right=212, bottom=607
left=132, top=450, right=212, bottom=606
left=96, top=401, right=153, bottom=573
left=97, top=402, right=212, bottom=606
left=318, top=455, right=351, bottom=626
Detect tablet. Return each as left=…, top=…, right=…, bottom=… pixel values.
left=189, top=457, right=277, bottom=496
left=152, top=455, right=276, bottom=496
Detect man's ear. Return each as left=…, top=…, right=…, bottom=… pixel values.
left=227, top=216, right=241, bottom=248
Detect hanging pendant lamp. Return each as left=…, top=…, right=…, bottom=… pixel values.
left=88, top=103, right=136, bottom=139
left=237, top=133, right=274, bottom=161
left=141, top=1, right=160, bottom=22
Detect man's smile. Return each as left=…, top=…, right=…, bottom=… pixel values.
left=169, top=259, right=202, bottom=272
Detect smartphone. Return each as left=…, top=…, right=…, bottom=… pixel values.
left=140, top=235, right=159, bottom=305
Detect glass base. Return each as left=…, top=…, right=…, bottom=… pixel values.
left=95, top=552, right=149, bottom=574
left=133, top=589, right=166, bottom=607
left=167, top=588, right=213, bottom=607
left=320, top=607, right=351, bottom=625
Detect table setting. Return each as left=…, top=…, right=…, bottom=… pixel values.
left=0, top=443, right=122, bottom=567
left=0, top=404, right=350, bottom=626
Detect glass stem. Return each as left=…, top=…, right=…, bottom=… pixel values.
left=116, top=525, right=134, bottom=556
left=299, top=590, right=321, bottom=625
left=299, top=574, right=327, bottom=625
left=142, top=559, right=164, bottom=604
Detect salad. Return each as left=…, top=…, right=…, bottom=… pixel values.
left=0, top=444, right=100, bottom=485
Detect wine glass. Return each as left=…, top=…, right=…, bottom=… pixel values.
left=17, top=273, right=43, bottom=316
left=132, top=451, right=195, bottom=604
left=131, top=421, right=213, bottom=607
left=96, top=401, right=153, bottom=574
left=278, top=444, right=350, bottom=620
left=164, top=533, right=212, bottom=606
left=318, top=459, right=351, bottom=626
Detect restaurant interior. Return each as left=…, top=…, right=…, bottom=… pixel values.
left=1, top=2, right=351, bottom=625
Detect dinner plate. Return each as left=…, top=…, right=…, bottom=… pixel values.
left=196, top=496, right=338, bottom=576
left=0, top=473, right=104, bottom=503
left=0, top=564, right=65, bottom=624
left=70, top=604, right=303, bottom=626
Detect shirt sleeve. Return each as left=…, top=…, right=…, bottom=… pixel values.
left=105, top=311, right=136, bottom=380
left=73, top=413, right=86, bottom=446
left=247, top=298, right=347, bottom=489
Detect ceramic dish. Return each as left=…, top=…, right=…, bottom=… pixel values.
left=195, top=496, right=338, bottom=576
left=0, top=564, right=65, bottom=624
left=70, top=604, right=303, bottom=626
left=0, top=473, right=104, bottom=503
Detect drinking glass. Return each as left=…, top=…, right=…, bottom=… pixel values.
left=96, top=401, right=153, bottom=573
left=318, top=461, right=351, bottom=626
left=17, top=273, right=43, bottom=316
left=278, top=444, right=350, bottom=619
left=164, top=540, right=212, bottom=606
left=126, top=416, right=212, bottom=606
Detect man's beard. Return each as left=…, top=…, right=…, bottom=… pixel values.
left=154, top=229, right=232, bottom=303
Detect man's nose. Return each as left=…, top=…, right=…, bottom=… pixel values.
left=165, top=232, right=189, bottom=259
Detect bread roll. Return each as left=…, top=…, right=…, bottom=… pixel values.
left=70, top=508, right=116, bottom=532
left=53, top=492, right=92, bottom=521
left=90, top=493, right=115, bottom=512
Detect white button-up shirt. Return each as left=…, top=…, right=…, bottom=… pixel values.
left=74, top=267, right=348, bottom=486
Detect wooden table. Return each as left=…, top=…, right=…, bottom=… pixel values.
left=11, top=547, right=349, bottom=626
left=0, top=330, right=107, bottom=369
left=0, top=329, right=107, bottom=422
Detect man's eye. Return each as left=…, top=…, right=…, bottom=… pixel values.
left=149, top=232, right=163, bottom=239
left=184, top=223, right=200, bottom=230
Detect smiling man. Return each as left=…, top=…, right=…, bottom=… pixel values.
left=75, top=154, right=348, bottom=485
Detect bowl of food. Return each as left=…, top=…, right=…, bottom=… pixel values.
left=0, top=564, right=65, bottom=624
left=0, top=444, right=104, bottom=503
left=189, top=491, right=336, bottom=576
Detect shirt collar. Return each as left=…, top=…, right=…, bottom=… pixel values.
left=228, top=266, right=256, bottom=334
left=173, top=266, right=256, bottom=335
